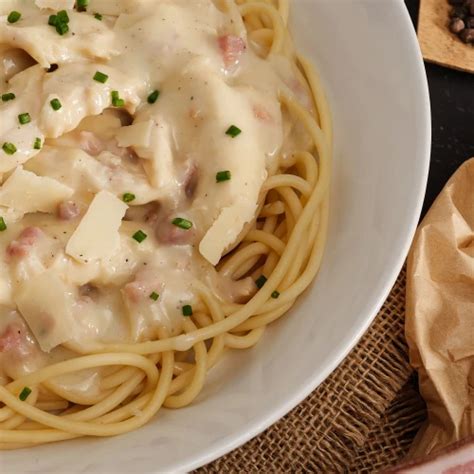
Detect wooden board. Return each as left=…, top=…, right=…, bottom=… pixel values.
left=418, top=0, right=474, bottom=74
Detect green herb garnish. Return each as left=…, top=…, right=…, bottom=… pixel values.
left=255, top=275, right=267, bottom=289
left=271, top=290, right=280, bottom=299
left=147, top=90, right=160, bottom=104
left=33, top=137, right=42, bottom=150
left=2, top=142, right=17, bottom=155
left=225, top=125, right=242, bottom=138
left=7, top=11, right=21, bottom=24
left=149, top=292, right=160, bottom=301
left=1, top=92, right=15, bottom=102
left=172, top=217, right=193, bottom=230
left=93, top=71, right=109, bottom=83
left=76, top=0, right=89, bottom=11
left=216, top=170, right=231, bottom=183
left=19, top=387, right=31, bottom=401
left=57, top=10, right=69, bottom=24
left=55, top=21, right=69, bottom=35
left=0, top=217, right=7, bottom=232
left=50, top=98, right=62, bottom=111
left=18, top=113, right=31, bottom=125
left=132, top=230, right=147, bottom=243
left=182, top=305, right=193, bottom=317
left=111, top=90, right=125, bottom=107
left=122, top=193, right=136, bottom=203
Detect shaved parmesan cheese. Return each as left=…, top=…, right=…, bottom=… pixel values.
left=15, top=270, right=76, bottom=352
left=66, top=191, right=128, bottom=263
left=0, top=167, right=73, bottom=213
left=35, top=0, right=75, bottom=9
left=140, top=120, right=175, bottom=188
left=199, top=200, right=257, bottom=265
left=116, top=120, right=153, bottom=148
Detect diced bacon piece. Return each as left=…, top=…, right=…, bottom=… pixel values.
left=58, top=200, right=80, bottom=220
left=0, top=324, right=23, bottom=352
left=253, top=104, right=273, bottom=122
left=183, top=163, right=199, bottom=199
left=7, top=227, right=44, bottom=259
left=6, top=242, right=30, bottom=258
left=155, top=218, right=195, bottom=246
left=0, top=319, right=36, bottom=357
left=123, top=271, right=163, bottom=304
left=19, top=226, right=44, bottom=244
left=79, top=131, right=105, bottom=157
left=218, top=35, right=246, bottom=69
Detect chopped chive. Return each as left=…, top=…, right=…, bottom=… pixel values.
left=76, top=0, right=89, bottom=12
left=48, top=14, right=57, bottom=26
left=55, top=21, right=69, bottom=35
left=94, top=12, right=102, bottom=20
left=255, top=275, right=267, bottom=289
left=147, top=90, right=160, bottom=104
left=50, top=98, right=62, bottom=111
left=172, top=217, right=193, bottom=230
left=132, top=230, right=147, bottom=243
left=33, top=137, right=42, bottom=150
left=2, top=142, right=17, bottom=155
left=225, top=125, right=242, bottom=138
left=149, top=291, right=159, bottom=301
left=1, top=92, right=15, bottom=102
left=271, top=290, right=280, bottom=299
left=93, top=71, right=109, bottom=83
left=57, top=10, right=69, bottom=24
left=0, top=217, right=7, bottom=232
left=18, top=113, right=31, bottom=125
left=182, top=305, right=193, bottom=317
left=216, top=170, right=231, bottom=183
left=19, top=386, right=31, bottom=401
left=7, top=11, right=21, bottom=24
left=122, top=193, right=136, bottom=203
left=111, top=90, right=125, bottom=107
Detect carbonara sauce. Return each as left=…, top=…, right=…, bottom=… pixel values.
left=0, top=0, right=313, bottom=392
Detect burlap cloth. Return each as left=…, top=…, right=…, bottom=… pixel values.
left=198, top=268, right=428, bottom=473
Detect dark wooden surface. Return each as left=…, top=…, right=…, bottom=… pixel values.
left=406, top=1, right=474, bottom=216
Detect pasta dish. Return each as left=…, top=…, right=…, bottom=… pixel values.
left=0, top=0, right=331, bottom=448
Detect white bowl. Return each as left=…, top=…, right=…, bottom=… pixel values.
left=4, top=1, right=430, bottom=472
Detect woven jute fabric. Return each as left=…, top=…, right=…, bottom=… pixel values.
left=198, top=268, right=427, bottom=473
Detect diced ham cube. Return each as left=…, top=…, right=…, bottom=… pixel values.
left=218, top=35, right=246, bottom=69
left=6, top=227, right=44, bottom=259
left=253, top=104, right=273, bottom=122
left=183, top=163, right=199, bottom=199
left=155, top=218, right=195, bottom=246
left=19, top=226, right=43, bottom=244
left=0, top=324, right=23, bottom=352
left=79, top=131, right=104, bottom=157
left=123, top=271, right=163, bottom=304
left=0, top=319, right=36, bottom=357
left=58, top=200, right=80, bottom=220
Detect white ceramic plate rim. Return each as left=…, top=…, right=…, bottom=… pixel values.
left=176, top=4, right=432, bottom=472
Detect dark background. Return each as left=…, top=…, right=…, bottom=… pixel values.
left=405, top=1, right=474, bottom=216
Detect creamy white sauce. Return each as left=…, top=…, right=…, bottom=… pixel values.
left=0, top=0, right=313, bottom=390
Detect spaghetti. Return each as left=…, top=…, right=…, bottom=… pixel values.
left=0, top=0, right=332, bottom=448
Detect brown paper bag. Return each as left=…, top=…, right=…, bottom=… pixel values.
left=406, top=158, right=474, bottom=457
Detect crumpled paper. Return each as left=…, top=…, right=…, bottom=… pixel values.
left=405, top=158, right=474, bottom=457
